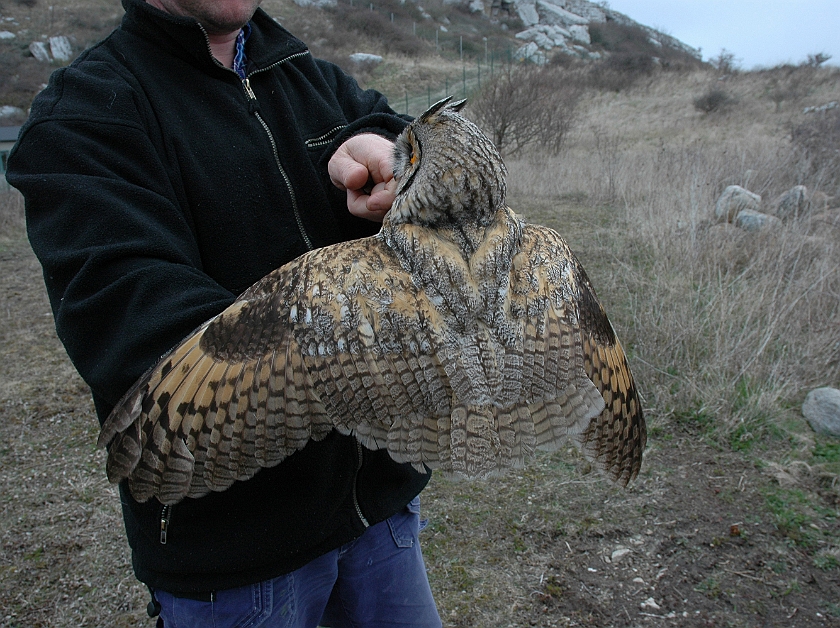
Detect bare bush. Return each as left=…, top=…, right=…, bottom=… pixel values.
left=693, top=88, right=733, bottom=113
left=468, top=65, right=581, bottom=156
left=710, top=48, right=740, bottom=74
left=804, top=52, right=832, bottom=68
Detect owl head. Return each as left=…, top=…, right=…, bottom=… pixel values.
left=389, top=97, right=508, bottom=229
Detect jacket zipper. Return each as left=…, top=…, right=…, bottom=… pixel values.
left=353, top=441, right=370, bottom=528
left=160, top=504, right=171, bottom=545
left=196, top=23, right=314, bottom=251
left=243, top=77, right=314, bottom=252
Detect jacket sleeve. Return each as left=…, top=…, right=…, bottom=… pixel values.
left=311, top=58, right=412, bottom=168
left=7, top=63, right=236, bottom=422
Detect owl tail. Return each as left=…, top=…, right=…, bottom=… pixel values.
left=434, top=403, right=535, bottom=478
left=431, top=375, right=607, bottom=479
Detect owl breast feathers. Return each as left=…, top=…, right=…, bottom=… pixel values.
left=99, top=97, right=646, bottom=505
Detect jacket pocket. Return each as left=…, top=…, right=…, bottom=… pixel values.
left=386, top=495, right=421, bottom=548
left=304, top=124, right=346, bottom=150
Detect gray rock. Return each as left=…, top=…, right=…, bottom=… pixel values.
left=568, top=24, right=590, bottom=45
left=0, top=30, right=16, bottom=40
left=29, top=41, right=51, bottom=63
left=516, top=24, right=571, bottom=50
left=715, top=185, right=761, bottom=223
left=536, top=0, right=588, bottom=27
left=774, top=185, right=808, bottom=220
left=802, top=388, right=840, bottom=437
left=0, top=105, right=25, bottom=120
left=515, top=0, right=540, bottom=26
left=49, top=35, right=72, bottom=62
left=734, top=209, right=781, bottom=231
left=561, top=0, right=607, bottom=22
left=803, top=101, right=838, bottom=114
left=349, top=53, right=383, bottom=65
left=514, top=41, right=541, bottom=63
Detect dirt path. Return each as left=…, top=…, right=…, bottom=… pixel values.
left=1, top=239, right=838, bottom=627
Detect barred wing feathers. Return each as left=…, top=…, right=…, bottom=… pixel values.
left=520, top=225, right=646, bottom=486
left=99, top=220, right=645, bottom=505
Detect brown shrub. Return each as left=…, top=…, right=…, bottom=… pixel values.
left=468, top=65, right=581, bottom=156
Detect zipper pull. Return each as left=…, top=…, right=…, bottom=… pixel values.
left=160, top=505, right=170, bottom=545
left=243, top=78, right=259, bottom=114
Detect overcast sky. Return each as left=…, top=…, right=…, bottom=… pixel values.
left=602, top=0, right=839, bottom=69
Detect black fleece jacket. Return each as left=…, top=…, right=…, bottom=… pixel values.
left=6, top=0, right=430, bottom=593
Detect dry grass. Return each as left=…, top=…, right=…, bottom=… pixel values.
left=505, top=66, right=840, bottom=442
left=0, top=189, right=25, bottom=242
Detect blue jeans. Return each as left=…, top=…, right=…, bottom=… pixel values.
left=153, top=497, right=441, bottom=628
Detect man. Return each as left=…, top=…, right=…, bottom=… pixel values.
left=6, top=0, right=441, bottom=625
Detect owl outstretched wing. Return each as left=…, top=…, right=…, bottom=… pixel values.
left=98, top=234, right=448, bottom=504
left=517, top=225, right=646, bottom=486
left=99, top=216, right=644, bottom=505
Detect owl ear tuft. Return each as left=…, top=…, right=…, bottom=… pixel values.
left=419, top=96, right=467, bottom=122
left=420, top=96, right=452, bottom=122
left=447, top=98, right=467, bottom=113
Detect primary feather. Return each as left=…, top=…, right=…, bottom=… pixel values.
left=99, top=97, right=646, bottom=504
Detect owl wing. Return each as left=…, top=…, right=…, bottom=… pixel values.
left=517, top=224, right=646, bottom=486
left=100, top=222, right=645, bottom=505
left=98, top=234, right=455, bottom=504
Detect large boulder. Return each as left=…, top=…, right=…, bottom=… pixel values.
left=29, top=41, right=51, bottom=63
left=568, top=24, right=590, bottom=45
left=514, top=41, right=542, bottom=63
left=293, top=0, right=337, bottom=6
left=734, top=209, right=782, bottom=232
left=802, top=388, right=840, bottom=437
left=714, top=185, right=761, bottom=223
left=773, top=185, right=808, bottom=221
left=515, top=0, right=540, bottom=26
left=516, top=24, right=572, bottom=50
left=49, top=35, right=73, bottom=62
left=0, top=105, right=25, bottom=122
left=536, top=0, right=589, bottom=27
left=349, top=53, right=383, bottom=65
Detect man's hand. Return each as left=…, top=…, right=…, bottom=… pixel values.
left=328, top=133, right=397, bottom=222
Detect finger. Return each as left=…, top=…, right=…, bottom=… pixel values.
left=347, top=189, right=388, bottom=222
left=366, top=179, right=397, bottom=214
left=330, top=159, right=369, bottom=192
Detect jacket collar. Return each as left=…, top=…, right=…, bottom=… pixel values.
left=119, top=0, right=309, bottom=77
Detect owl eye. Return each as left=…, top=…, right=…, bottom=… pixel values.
left=408, top=135, right=422, bottom=167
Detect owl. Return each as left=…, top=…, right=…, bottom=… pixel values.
left=99, top=97, right=646, bottom=505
